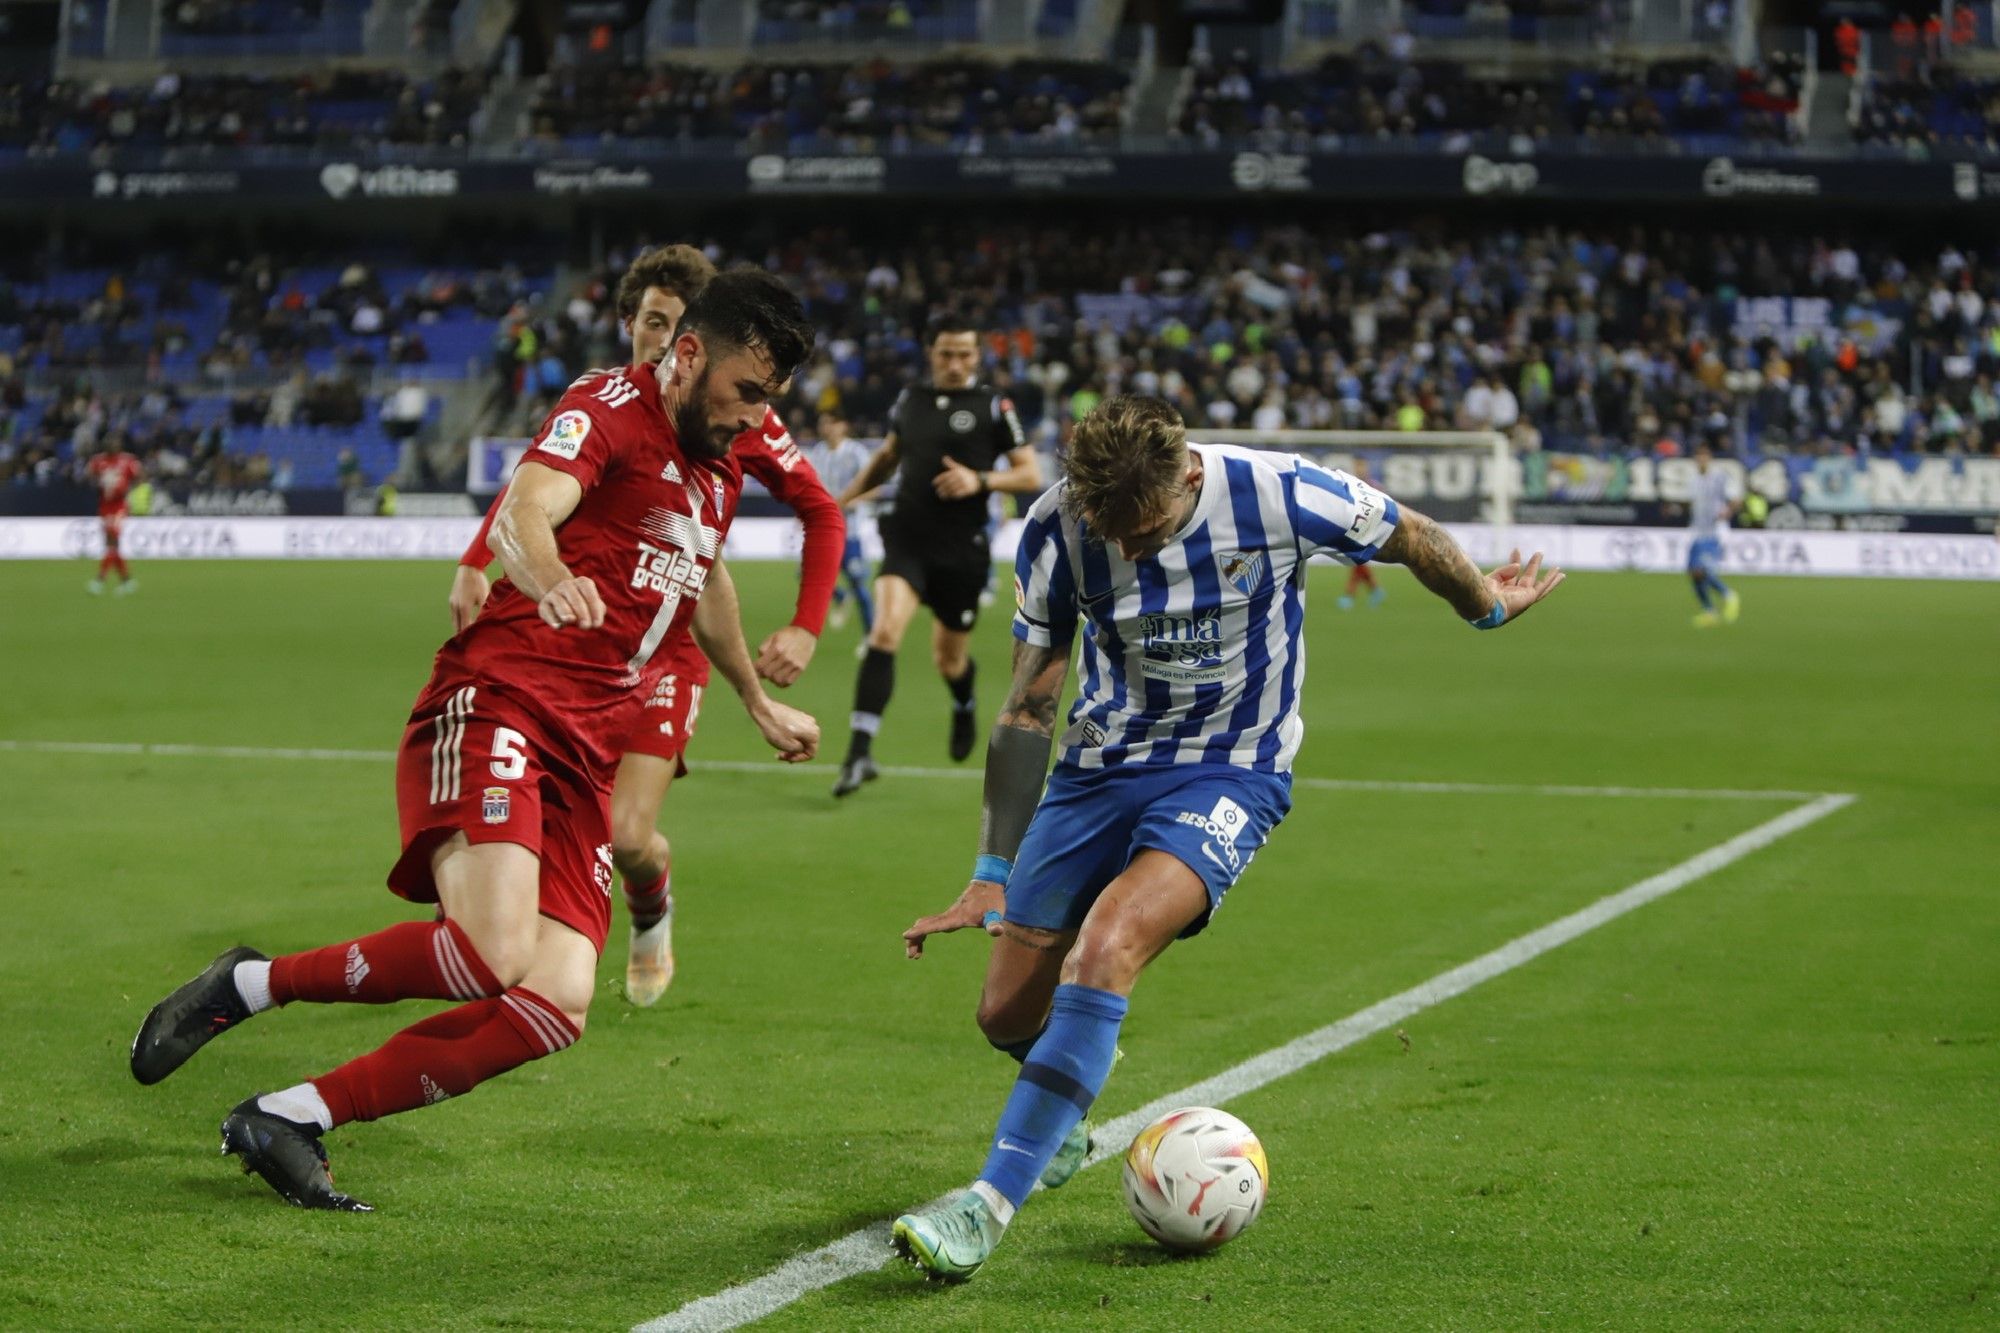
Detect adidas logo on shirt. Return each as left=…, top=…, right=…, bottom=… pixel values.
left=344, top=943, right=371, bottom=993
left=661, top=460, right=682, bottom=483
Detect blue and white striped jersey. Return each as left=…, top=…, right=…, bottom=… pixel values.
left=805, top=437, right=877, bottom=517
left=1688, top=466, right=1734, bottom=541
left=1013, top=443, right=1399, bottom=773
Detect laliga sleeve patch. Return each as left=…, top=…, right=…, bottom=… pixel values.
left=538, top=410, right=592, bottom=461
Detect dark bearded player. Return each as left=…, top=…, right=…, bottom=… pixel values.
left=128, top=270, right=819, bottom=1211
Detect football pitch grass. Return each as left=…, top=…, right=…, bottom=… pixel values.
left=0, top=559, right=1993, bottom=1330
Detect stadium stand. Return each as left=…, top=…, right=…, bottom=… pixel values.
left=1175, top=48, right=1801, bottom=149
left=1, top=69, right=490, bottom=159
left=526, top=57, right=1129, bottom=150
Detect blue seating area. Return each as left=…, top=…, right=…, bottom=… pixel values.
left=1178, top=53, right=1797, bottom=146
left=751, top=1, right=978, bottom=45
left=0, top=263, right=544, bottom=380
left=1, top=71, right=488, bottom=157
left=532, top=57, right=1128, bottom=149
left=1856, top=70, right=2000, bottom=149
left=159, top=0, right=366, bottom=58
left=1034, top=0, right=1079, bottom=40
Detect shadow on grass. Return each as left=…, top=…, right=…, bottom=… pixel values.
left=52, top=1135, right=179, bottom=1167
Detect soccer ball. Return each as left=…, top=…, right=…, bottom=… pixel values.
left=1121, top=1106, right=1268, bottom=1252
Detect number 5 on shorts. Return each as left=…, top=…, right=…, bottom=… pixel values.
left=490, top=728, right=530, bottom=780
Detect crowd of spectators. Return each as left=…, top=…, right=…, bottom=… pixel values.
left=1176, top=46, right=1801, bottom=149
left=1855, top=67, right=2000, bottom=154
left=493, top=219, right=2000, bottom=465
left=0, top=254, right=532, bottom=380
left=527, top=57, right=1126, bottom=150
left=0, top=375, right=291, bottom=489
left=13, top=218, right=2000, bottom=495
left=0, top=69, right=488, bottom=160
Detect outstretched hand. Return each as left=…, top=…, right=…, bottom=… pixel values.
left=903, top=879, right=1005, bottom=959
left=1483, top=548, right=1565, bottom=622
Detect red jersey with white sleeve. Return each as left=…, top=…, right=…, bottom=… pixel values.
left=422, top=360, right=745, bottom=782
left=88, top=451, right=143, bottom=522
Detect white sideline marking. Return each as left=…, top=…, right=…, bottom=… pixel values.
left=633, top=792, right=1854, bottom=1333
left=0, top=740, right=1821, bottom=802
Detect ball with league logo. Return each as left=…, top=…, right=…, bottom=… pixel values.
left=1121, top=1106, right=1268, bottom=1252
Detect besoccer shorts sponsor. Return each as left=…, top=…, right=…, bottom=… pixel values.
left=1006, top=763, right=1292, bottom=938
left=620, top=671, right=705, bottom=773
left=1687, top=536, right=1724, bottom=574
left=388, top=682, right=615, bottom=953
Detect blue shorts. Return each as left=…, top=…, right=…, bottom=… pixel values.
left=1687, top=536, right=1723, bottom=574
left=1007, top=764, right=1293, bottom=938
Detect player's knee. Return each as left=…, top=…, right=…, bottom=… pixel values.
left=933, top=643, right=967, bottom=678
left=1060, top=927, right=1148, bottom=993
left=609, top=821, right=660, bottom=876
left=976, top=992, right=1045, bottom=1047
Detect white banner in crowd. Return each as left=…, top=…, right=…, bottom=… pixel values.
left=1, top=517, right=1996, bottom=580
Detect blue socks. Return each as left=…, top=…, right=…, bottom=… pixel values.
left=1694, top=577, right=1715, bottom=609
left=977, top=984, right=1128, bottom=1208
left=989, top=1026, right=1045, bottom=1064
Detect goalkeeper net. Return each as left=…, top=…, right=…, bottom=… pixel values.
left=1192, top=429, right=1514, bottom=527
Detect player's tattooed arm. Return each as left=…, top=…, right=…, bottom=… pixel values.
left=1377, top=505, right=1565, bottom=625
left=980, top=639, right=1069, bottom=860
left=841, top=433, right=900, bottom=505
left=905, top=639, right=1071, bottom=958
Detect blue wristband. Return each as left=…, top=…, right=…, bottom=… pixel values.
left=1467, top=601, right=1508, bottom=630
left=973, top=854, right=1013, bottom=887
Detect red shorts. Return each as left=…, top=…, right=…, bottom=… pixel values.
left=620, top=670, right=706, bottom=772
left=387, top=684, right=614, bottom=953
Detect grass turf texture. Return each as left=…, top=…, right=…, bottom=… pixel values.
left=0, top=560, right=1993, bottom=1330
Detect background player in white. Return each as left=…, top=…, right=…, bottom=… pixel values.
left=889, top=395, right=1564, bottom=1280
left=1687, top=441, right=1742, bottom=627
left=805, top=406, right=877, bottom=636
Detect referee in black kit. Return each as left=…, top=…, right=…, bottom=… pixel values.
left=831, top=315, right=1042, bottom=797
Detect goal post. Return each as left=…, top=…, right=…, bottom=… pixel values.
left=1190, top=429, right=1515, bottom=528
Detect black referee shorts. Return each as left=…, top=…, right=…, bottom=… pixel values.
left=878, top=528, right=991, bottom=632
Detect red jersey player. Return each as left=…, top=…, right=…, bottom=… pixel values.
left=130, top=270, right=820, bottom=1211
left=86, top=444, right=143, bottom=595
left=448, top=245, right=844, bottom=1007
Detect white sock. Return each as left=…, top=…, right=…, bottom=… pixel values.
left=257, top=1083, right=333, bottom=1132
left=233, top=959, right=275, bottom=1014
left=968, top=1179, right=1015, bottom=1228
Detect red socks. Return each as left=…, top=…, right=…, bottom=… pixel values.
left=624, top=871, right=672, bottom=932
left=311, top=987, right=578, bottom=1126
left=97, top=553, right=128, bottom=580
left=269, top=918, right=500, bottom=1006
